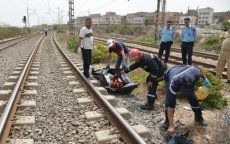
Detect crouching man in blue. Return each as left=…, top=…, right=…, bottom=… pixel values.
left=163, top=65, right=209, bottom=136
left=124, top=49, right=167, bottom=110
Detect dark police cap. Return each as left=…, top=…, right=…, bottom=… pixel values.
left=184, top=17, right=190, bottom=21
left=167, top=20, right=172, bottom=24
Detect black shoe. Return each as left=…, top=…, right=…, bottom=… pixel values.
left=140, top=103, right=154, bottom=110
left=195, top=113, right=208, bottom=126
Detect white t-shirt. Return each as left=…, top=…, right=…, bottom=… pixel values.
left=79, top=26, right=93, bottom=49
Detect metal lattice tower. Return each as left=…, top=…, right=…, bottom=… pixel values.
left=69, top=0, right=75, bottom=36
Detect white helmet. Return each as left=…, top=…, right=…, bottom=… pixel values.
left=107, top=39, right=114, bottom=48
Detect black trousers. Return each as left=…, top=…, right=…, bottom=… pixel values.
left=181, top=42, right=194, bottom=65
left=158, top=41, right=173, bottom=63
left=81, top=48, right=92, bottom=77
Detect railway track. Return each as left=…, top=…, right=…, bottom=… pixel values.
left=0, top=33, right=40, bottom=52
left=99, top=36, right=219, bottom=60
left=94, top=37, right=227, bottom=79
left=0, top=33, right=151, bottom=143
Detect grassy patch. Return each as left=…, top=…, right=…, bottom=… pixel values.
left=67, top=35, right=78, bottom=52
left=134, top=36, right=159, bottom=45
left=0, top=27, right=32, bottom=40
left=92, top=44, right=116, bottom=64
left=201, top=36, right=221, bottom=51
left=57, top=27, right=65, bottom=33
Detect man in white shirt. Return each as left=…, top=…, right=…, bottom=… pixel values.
left=78, top=17, right=93, bottom=78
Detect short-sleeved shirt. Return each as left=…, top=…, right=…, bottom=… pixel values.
left=160, top=27, right=175, bottom=42
left=109, top=42, right=128, bottom=56
left=79, top=26, right=93, bottom=49
left=181, top=25, right=197, bottom=42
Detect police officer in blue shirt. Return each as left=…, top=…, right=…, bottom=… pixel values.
left=158, top=20, right=175, bottom=63
left=181, top=17, right=197, bottom=65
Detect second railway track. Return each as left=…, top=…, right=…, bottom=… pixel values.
left=94, top=37, right=227, bottom=79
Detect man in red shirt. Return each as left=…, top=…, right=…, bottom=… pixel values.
left=106, top=39, right=129, bottom=69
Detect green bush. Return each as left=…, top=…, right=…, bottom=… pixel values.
left=67, top=35, right=78, bottom=52
left=92, top=44, right=116, bottom=64
left=178, top=68, right=227, bottom=109
left=57, top=27, right=65, bottom=33
left=0, top=27, right=30, bottom=40
left=196, top=68, right=227, bottom=109
left=221, top=20, right=230, bottom=31
left=201, top=36, right=221, bottom=51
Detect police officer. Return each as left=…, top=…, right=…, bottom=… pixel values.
left=181, top=17, right=197, bottom=65
left=106, top=39, right=129, bottom=69
left=78, top=17, right=93, bottom=78
left=124, top=49, right=167, bottom=110
left=216, top=26, right=230, bottom=83
left=158, top=20, right=175, bottom=63
left=162, top=65, right=209, bottom=136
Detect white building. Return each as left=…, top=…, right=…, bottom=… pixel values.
left=100, top=12, right=121, bottom=25
left=198, top=7, right=214, bottom=25
left=90, top=14, right=101, bottom=25
left=179, top=16, right=197, bottom=25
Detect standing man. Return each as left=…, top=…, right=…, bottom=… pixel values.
left=162, top=65, right=209, bottom=136
left=181, top=17, right=197, bottom=65
left=124, top=49, right=167, bottom=110
left=158, top=20, right=175, bottom=63
left=216, top=27, right=230, bottom=83
left=106, top=39, right=129, bottom=69
left=78, top=17, right=93, bottom=78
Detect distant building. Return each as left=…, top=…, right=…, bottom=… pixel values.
left=100, top=12, right=121, bottom=25
left=179, top=16, right=196, bottom=25
left=90, top=14, right=101, bottom=25
left=198, top=7, right=214, bottom=25
left=213, top=11, right=230, bottom=24
left=164, top=12, right=182, bottom=25
left=75, top=16, right=87, bottom=27
left=126, top=12, right=154, bottom=25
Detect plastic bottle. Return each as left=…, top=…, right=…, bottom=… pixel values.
left=195, top=86, right=211, bottom=100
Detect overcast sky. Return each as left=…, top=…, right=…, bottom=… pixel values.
left=0, top=0, right=229, bottom=27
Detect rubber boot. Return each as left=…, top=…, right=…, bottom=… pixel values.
left=140, top=101, right=154, bottom=110
left=161, top=109, right=169, bottom=130
left=194, top=112, right=208, bottom=126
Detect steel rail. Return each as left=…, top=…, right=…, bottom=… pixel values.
left=53, top=33, right=146, bottom=144
left=0, top=33, right=41, bottom=52
left=0, top=35, right=45, bottom=143
left=95, top=36, right=219, bottom=60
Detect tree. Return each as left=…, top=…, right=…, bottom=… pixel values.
left=221, top=20, right=230, bottom=31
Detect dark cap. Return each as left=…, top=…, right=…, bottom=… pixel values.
left=184, top=17, right=190, bottom=21
left=167, top=20, right=172, bottom=24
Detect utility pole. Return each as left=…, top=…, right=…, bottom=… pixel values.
left=69, top=0, right=75, bottom=36
left=27, top=6, right=30, bottom=27
left=58, top=7, right=61, bottom=26
left=161, top=0, right=166, bottom=27
left=154, top=0, right=161, bottom=41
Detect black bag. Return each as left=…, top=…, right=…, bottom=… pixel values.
left=92, top=68, right=138, bottom=94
